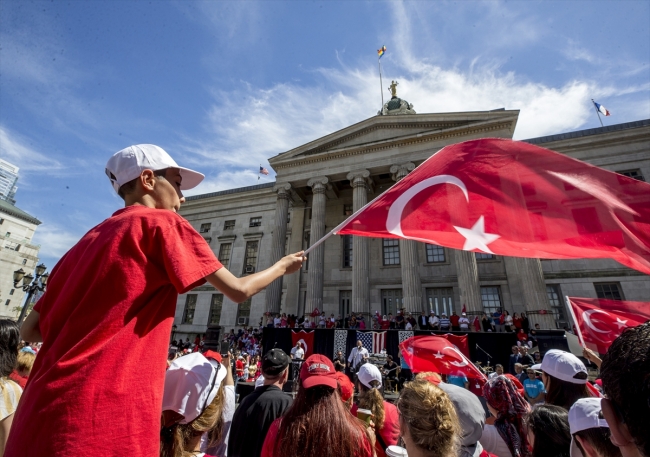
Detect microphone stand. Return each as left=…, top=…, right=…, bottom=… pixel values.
left=475, top=344, right=493, bottom=369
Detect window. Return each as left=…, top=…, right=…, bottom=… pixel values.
left=5, top=232, right=10, bottom=238
left=381, top=289, right=403, bottom=316
left=242, top=241, right=259, bottom=274
left=209, top=294, right=223, bottom=325
left=237, top=298, right=252, bottom=321
left=382, top=239, right=400, bottom=265
left=224, top=220, right=235, bottom=230
left=4, top=300, right=9, bottom=307
left=618, top=169, right=645, bottom=182
left=480, top=286, right=502, bottom=315
left=200, top=223, right=211, bottom=233
left=9, top=289, right=14, bottom=296
left=594, top=283, right=624, bottom=300
left=342, top=235, right=353, bottom=268
left=218, top=243, right=232, bottom=266
left=182, top=294, right=197, bottom=324
left=426, top=288, right=454, bottom=316
left=249, top=217, right=262, bottom=227
left=339, top=291, right=351, bottom=317
left=546, top=285, right=566, bottom=327
left=343, top=204, right=353, bottom=216
left=475, top=253, right=495, bottom=260
left=425, top=244, right=445, bottom=263
left=22, top=259, right=27, bottom=265
left=0, top=218, right=4, bottom=225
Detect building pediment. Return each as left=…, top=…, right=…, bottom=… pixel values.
left=269, top=110, right=519, bottom=171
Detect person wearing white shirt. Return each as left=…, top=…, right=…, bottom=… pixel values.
left=429, top=313, right=440, bottom=330
left=405, top=321, right=413, bottom=330
left=290, top=343, right=305, bottom=360
left=273, top=315, right=281, bottom=328
left=459, top=312, right=470, bottom=330
left=348, top=340, right=369, bottom=372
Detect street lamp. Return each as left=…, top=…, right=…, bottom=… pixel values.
left=14, top=263, right=48, bottom=326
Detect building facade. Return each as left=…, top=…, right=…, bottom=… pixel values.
left=0, top=200, right=41, bottom=319
left=0, top=159, right=19, bottom=205
left=173, top=105, right=650, bottom=340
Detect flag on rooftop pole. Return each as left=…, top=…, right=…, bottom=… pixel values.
left=591, top=99, right=610, bottom=127
left=377, top=45, right=387, bottom=59
left=304, top=138, right=650, bottom=275
left=259, top=166, right=269, bottom=175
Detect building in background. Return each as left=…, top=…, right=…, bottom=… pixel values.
left=173, top=99, right=649, bottom=340
left=0, top=159, right=19, bottom=205
left=0, top=199, right=41, bottom=319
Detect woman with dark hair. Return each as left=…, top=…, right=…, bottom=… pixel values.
left=525, top=404, right=571, bottom=457
left=0, top=319, right=22, bottom=454
left=521, top=313, right=530, bottom=333
left=540, top=350, right=591, bottom=410
left=480, top=376, right=531, bottom=457
left=261, top=354, right=373, bottom=457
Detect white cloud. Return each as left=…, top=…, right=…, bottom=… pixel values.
left=31, top=223, right=80, bottom=261
left=0, top=126, right=65, bottom=172
left=185, top=169, right=274, bottom=197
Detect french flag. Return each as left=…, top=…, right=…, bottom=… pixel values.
left=593, top=100, right=611, bottom=116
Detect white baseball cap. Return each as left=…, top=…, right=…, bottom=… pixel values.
left=255, top=375, right=265, bottom=389
left=541, top=349, right=588, bottom=384
left=162, top=352, right=227, bottom=424
left=105, top=144, right=204, bottom=194
left=569, top=398, right=609, bottom=457
left=357, top=363, right=382, bottom=389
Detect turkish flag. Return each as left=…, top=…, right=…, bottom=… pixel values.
left=399, top=335, right=486, bottom=380
left=291, top=330, right=314, bottom=358
left=334, top=139, right=650, bottom=274
left=439, top=333, right=469, bottom=358
left=568, top=297, right=650, bottom=353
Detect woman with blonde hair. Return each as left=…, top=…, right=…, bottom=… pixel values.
left=0, top=320, right=22, bottom=455
left=396, top=377, right=460, bottom=457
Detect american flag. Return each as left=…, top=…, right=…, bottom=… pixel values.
left=357, top=331, right=386, bottom=354
left=259, top=166, right=269, bottom=175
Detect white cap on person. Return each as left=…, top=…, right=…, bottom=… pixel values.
left=255, top=375, right=265, bottom=389
left=105, top=144, right=204, bottom=194
left=540, top=349, right=588, bottom=384
left=357, top=363, right=382, bottom=389
left=569, top=398, right=609, bottom=457
left=162, top=352, right=226, bottom=424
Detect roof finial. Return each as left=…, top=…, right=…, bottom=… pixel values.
left=389, top=80, right=399, bottom=99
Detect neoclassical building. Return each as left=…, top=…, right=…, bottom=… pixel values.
left=173, top=94, right=650, bottom=340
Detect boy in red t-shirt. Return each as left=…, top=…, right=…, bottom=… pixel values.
left=6, top=145, right=304, bottom=457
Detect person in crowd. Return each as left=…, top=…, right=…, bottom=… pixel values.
left=488, top=364, right=504, bottom=379
left=533, top=351, right=542, bottom=364
left=229, top=349, right=292, bottom=457
left=9, top=350, right=35, bottom=389
left=504, top=311, right=514, bottom=332
left=273, top=314, right=281, bottom=328
left=541, top=349, right=590, bottom=410
left=600, top=322, right=649, bottom=457
left=448, top=370, right=469, bottom=389
left=160, top=352, right=228, bottom=457
left=334, top=371, right=354, bottom=410
left=513, top=313, right=522, bottom=331
left=290, top=342, right=304, bottom=361
left=348, top=339, right=369, bottom=373
left=201, top=352, right=236, bottom=457
left=318, top=313, right=327, bottom=329
left=513, top=363, right=527, bottom=384
left=379, top=314, right=391, bottom=330
left=569, top=398, right=621, bottom=457
left=517, top=329, right=529, bottom=346
left=395, top=310, right=405, bottom=329
left=524, top=367, right=546, bottom=406
left=333, top=350, right=346, bottom=372
left=440, top=312, right=451, bottom=331
left=382, top=355, right=399, bottom=392
left=521, top=313, right=530, bottom=333
left=354, top=364, right=400, bottom=457
left=396, top=377, right=461, bottom=457
left=349, top=315, right=358, bottom=329
left=7, top=145, right=304, bottom=457
left=438, top=380, right=490, bottom=457
left=327, top=313, right=336, bottom=329
left=519, top=346, right=534, bottom=367
left=335, top=314, right=343, bottom=328
left=0, top=321, right=22, bottom=455
left=509, top=345, right=522, bottom=374
left=406, top=319, right=414, bottom=330
left=406, top=313, right=417, bottom=330
left=418, top=311, right=429, bottom=330
left=492, top=309, right=504, bottom=333
left=261, top=354, right=374, bottom=457
left=526, top=404, right=571, bottom=457
left=527, top=330, right=538, bottom=348
left=459, top=312, right=470, bottom=331
left=429, top=311, right=440, bottom=330
left=450, top=311, right=461, bottom=331
left=481, top=313, right=493, bottom=332
left=481, top=375, right=531, bottom=457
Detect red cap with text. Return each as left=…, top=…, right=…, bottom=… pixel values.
left=300, top=354, right=338, bottom=389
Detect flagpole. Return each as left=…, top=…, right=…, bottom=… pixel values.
left=378, top=57, right=384, bottom=111
left=258, top=163, right=261, bottom=182
left=565, top=296, right=586, bottom=347
left=591, top=99, right=604, bottom=127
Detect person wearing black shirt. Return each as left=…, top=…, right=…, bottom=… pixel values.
left=418, top=311, right=429, bottom=330
left=382, top=355, right=399, bottom=392
left=333, top=351, right=346, bottom=372
left=395, top=311, right=405, bottom=330
left=518, top=345, right=534, bottom=367
left=508, top=345, right=521, bottom=374
left=228, top=349, right=293, bottom=457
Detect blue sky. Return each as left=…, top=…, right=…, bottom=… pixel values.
left=1, top=0, right=649, bottom=269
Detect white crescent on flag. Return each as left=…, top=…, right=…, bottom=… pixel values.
left=442, top=346, right=469, bottom=367
left=582, top=309, right=612, bottom=334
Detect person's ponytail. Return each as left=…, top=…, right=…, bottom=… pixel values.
left=359, top=380, right=385, bottom=430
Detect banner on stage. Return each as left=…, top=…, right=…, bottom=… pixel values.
left=291, top=330, right=314, bottom=358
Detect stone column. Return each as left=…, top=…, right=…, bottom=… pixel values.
left=390, top=163, right=423, bottom=313
left=453, top=250, right=482, bottom=315
left=305, top=177, right=329, bottom=314
left=347, top=170, right=371, bottom=315
left=265, top=183, right=292, bottom=314
left=504, top=257, right=555, bottom=329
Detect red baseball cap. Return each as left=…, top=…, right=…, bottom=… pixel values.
left=300, top=354, right=338, bottom=389
left=203, top=350, right=222, bottom=364
left=334, top=372, right=354, bottom=402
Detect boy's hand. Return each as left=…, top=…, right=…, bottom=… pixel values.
left=280, top=251, right=305, bottom=275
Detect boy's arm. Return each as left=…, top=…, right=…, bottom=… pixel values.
left=21, top=310, right=42, bottom=342
left=205, top=252, right=304, bottom=304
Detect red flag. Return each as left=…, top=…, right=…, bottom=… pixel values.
left=568, top=297, right=650, bottom=353
left=399, top=335, right=486, bottom=380
left=461, top=304, right=466, bottom=313
left=291, top=330, right=314, bottom=358
left=439, top=333, right=469, bottom=358
left=334, top=139, right=650, bottom=275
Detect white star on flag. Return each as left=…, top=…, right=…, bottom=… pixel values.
left=434, top=351, right=444, bottom=359
left=615, top=318, right=628, bottom=329
left=453, top=215, right=500, bottom=254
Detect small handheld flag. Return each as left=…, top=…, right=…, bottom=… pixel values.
left=377, top=45, right=386, bottom=59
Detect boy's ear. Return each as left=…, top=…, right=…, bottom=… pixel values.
left=139, top=170, right=157, bottom=191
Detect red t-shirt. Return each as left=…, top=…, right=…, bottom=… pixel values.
left=5, top=206, right=222, bottom=457
left=450, top=314, right=460, bottom=326
left=351, top=401, right=400, bottom=457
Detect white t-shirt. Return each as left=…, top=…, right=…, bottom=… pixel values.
left=429, top=316, right=439, bottom=326
left=505, top=315, right=513, bottom=326
left=273, top=317, right=281, bottom=327
left=405, top=322, right=413, bottom=330
left=480, top=424, right=513, bottom=457
left=459, top=317, right=470, bottom=328
left=291, top=347, right=305, bottom=359
left=0, top=379, right=22, bottom=421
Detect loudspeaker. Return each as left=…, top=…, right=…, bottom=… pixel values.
left=203, top=325, right=222, bottom=352
left=534, top=330, right=569, bottom=354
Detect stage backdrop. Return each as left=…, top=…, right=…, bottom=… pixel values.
left=262, top=328, right=568, bottom=370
